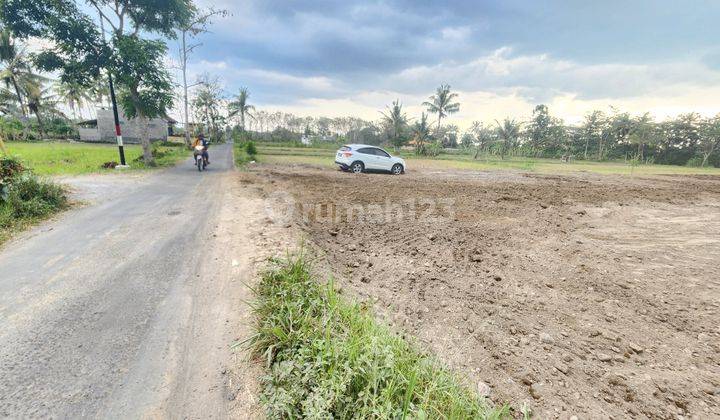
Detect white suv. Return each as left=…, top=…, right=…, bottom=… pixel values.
left=335, top=144, right=406, bottom=175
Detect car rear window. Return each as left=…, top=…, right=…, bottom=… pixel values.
left=340, top=146, right=351, bottom=151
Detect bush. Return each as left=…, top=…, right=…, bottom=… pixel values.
left=0, top=156, right=24, bottom=180
left=245, top=141, right=257, bottom=157
left=0, top=157, right=68, bottom=237
left=6, top=174, right=67, bottom=218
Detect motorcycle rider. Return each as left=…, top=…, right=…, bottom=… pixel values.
left=191, top=134, right=209, bottom=165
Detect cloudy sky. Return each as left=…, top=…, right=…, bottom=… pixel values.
left=178, top=0, right=720, bottom=128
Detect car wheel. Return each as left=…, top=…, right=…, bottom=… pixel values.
left=391, top=163, right=403, bottom=175
left=351, top=161, right=364, bottom=173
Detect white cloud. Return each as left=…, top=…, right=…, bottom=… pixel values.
left=440, top=26, right=471, bottom=42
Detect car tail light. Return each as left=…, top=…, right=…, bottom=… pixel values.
left=342, top=152, right=353, bottom=157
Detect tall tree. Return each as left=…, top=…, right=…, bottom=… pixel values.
left=55, top=81, right=92, bottom=121
left=0, top=28, right=40, bottom=118
left=381, top=99, right=408, bottom=150
left=527, top=104, right=551, bottom=156
left=178, top=7, right=226, bottom=148
left=495, top=118, right=521, bottom=159
left=411, top=112, right=431, bottom=155
left=422, top=84, right=460, bottom=132
left=228, top=87, right=254, bottom=135
left=698, top=115, right=720, bottom=167
left=469, top=121, right=496, bottom=159
left=628, top=113, right=659, bottom=161
left=24, top=80, right=49, bottom=138
left=580, top=111, right=607, bottom=160
left=191, top=75, right=224, bottom=142
left=1, top=0, right=194, bottom=164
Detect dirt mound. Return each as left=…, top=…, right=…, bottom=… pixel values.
left=252, top=166, right=720, bottom=419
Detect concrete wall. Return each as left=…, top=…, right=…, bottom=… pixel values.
left=78, top=127, right=100, bottom=141
left=80, top=108, right=168, bottom=144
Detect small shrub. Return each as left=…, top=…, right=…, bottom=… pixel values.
left=0, top=156, right=24, bottom=180
left=245, top=141, right=258, bottom=157
left=7, top=174, right=67, bottom=216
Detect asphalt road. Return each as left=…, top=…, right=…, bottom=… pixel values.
left=0, top=143, right=250, bottom=419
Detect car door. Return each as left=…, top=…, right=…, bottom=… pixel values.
left=356, top=147, right=379, bottom=169
left=372, top=148, right=393, bottom=171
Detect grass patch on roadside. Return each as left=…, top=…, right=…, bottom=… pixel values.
left=1, top=156, right=68, bottom=245
left=5, top=141, right=187, bottom=176
left=247, top=254, right=509, bottom=419
left=234, top=141, right=258, bottom=167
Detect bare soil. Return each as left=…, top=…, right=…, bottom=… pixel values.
left=247, top=163, right=720, bottom=419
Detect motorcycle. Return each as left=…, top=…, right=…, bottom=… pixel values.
left=194, top=145, right=207, bottom=171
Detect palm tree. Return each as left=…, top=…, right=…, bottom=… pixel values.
left=90, top=78, right=110, bottom=108
left=228, top=87, right=255, bottom=134
left=495, top=118, right=521, bottom=159
left=470, top=121, right=495, bottom=159
left=25, top=81, right=59, bottom=140
left=380, top=99, right=408, bottom=150
left=55, top=81, right=93, bottom=121
left=422, top=84, right=460, bottom=132
left=411, top=112, right=431, bottom=155
left=0, top=29, right=34, bottom=117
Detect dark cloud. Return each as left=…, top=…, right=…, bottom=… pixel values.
left=192, top=0, right=720, bottom=106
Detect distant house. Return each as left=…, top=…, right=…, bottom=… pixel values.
left=78, top=107, right=175, bottom=143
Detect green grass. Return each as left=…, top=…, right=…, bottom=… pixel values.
left=246, top=254, right=510, bottom=419
left=256, top=145, right=720, bottom=176
left=4, top=141, right=187, bottom=176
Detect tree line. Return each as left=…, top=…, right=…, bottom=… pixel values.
left=237, top=84, right=720, bottom=168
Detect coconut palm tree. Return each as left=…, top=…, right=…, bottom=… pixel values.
left=411, top=112, right=431, bottom=155
left=422, top=84, right=460, bottom=132
left=0, top=29, right=34, bottom=117
left=381, top=100, right=408, bottom=150
left=496, top=118, right=521, bottom=159
left=25, top=81, right=60, bottom=140
left=228, top=87, right=255, bottom=133
left=55, top=81, right=93, bottom=121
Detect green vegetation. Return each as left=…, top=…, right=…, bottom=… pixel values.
left=247, top=255, right=509, bottom=419
left=5, top=142, right=186, bottom=176
left=233, top=141, right=256, bottom=166
left=245, top=140, right=258, bottom=158
left=0, top=156, right=67, bottom=244
left=256, top=144, right=720, bottom=175
left=1, top=0, right=196, bottom=165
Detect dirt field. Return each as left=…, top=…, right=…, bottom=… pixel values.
left=245, top=162, right=720, bottom=419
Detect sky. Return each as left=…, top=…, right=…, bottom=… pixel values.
left=111, top=1, right=720, bottom=128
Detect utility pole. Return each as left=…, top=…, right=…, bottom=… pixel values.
left=99, top=11, right=127, bottom=167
